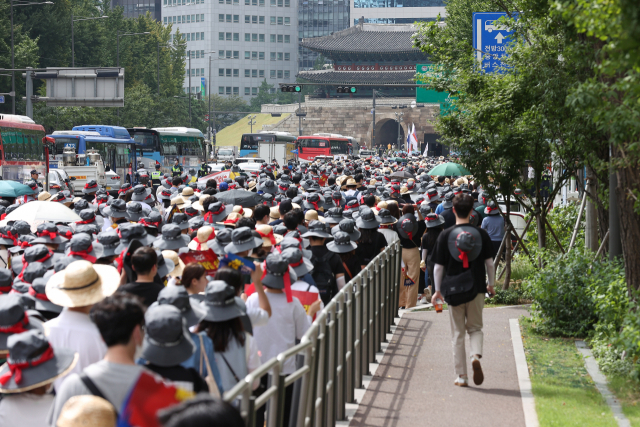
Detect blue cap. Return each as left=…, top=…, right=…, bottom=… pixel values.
left=219, top=182, right=228, bottom=191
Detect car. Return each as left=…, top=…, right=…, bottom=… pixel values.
left=239, top=162, right=263, bottom=176
left=358, top=150, right=376, bottom=158
left=234, top=157, right=266, bottom=164
left=104, top=170, right=121, bottom=191
left=48, top=170, right=75, bottom=195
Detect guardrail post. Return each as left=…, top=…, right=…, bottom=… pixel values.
left=367, top=265, right=376, bottom=365
left=380, top=256, right=388, bottom=344
left=274, top=374, right=286, bottom=427
left=354, top=274, right=364, bottom=387
left=247, top=396, right=256, bottom=427
left=336, top=293, right=346, bottom=422
left=346, top=283, right=355, bottom=404
left=374, top=258, right=382, bottom=353
left=325, top=305, right=336, bottom=427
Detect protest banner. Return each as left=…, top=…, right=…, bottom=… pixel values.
left=179, top=249, right=219, bottom=276
left=197, top=170, right=231, bottom=185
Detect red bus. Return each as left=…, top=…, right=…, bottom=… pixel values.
left=0, top=115, right=47, bottom=183
left=296, top=135, right=352, bottom=163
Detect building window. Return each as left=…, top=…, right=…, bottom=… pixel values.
left=259, top=70, right=265, bottom=78
left=226, top=50, right=232, bottom=58
left=245, top=15, right=250, bottom=23
left=226, top=32, right=231, bottom=41
left=284, top=52, right=290, bottom=60
left=245, top=0, right=249, bottom=4
left=234, top=0, right=239, bottom=4
left=277, top=0, right=282, bottom=5
left=201, top=32, right=204, bottom=40
left=277, top=52, right=283, bottom=60
left=233, top=87, right=239, bottom=95
left=186, top=34, right=190, bottom=42
left=277, top=17, right=283, bottom=25
left=201, top=15, right=204, bottom=21
left=284, top=70, right=290, bottom=78
left=233, top=33, right=239, bottom=41
left=226, top=69, right=231, bottom=77
left=259, top=16, right=265, bottom=23
left=245, top=87, right=250, bottom=95
left=270, top=0, right=275, bottom=5
left=259, top=34, right=265, bottom=42
left=260, top=0, right=265, bottom=5
left=277, top=70, right=283, bottom=78
left=219, top=68, right=225, bottom=77
left=219, top=86, right=224, bottom=94
left=245, top=33, right=251, bottom=41
left=245, top=51, right=250, bottom=59
left=252, top=51, right=258, bottom=59
left=244, top=69, right=250, bottom=77
left=219, top=50, right=224, bottom=58
left=252, top=15, right=258, bottom=23
left=252, top=69, right=258, bottom=77
left=196, top=69, right=200, bottom=77
left=270, top=34, right=276, bottom=42
left=187, top=14, right=190, bottom=23
left=226, top=87, right=231, bottom=95
left=233, top=69, right=239, bottom=77
left=234, top=15, right=239, bottom=23
left=259, top=52, right=265, bottom=59
left=277, top=34, right=283, bottom=43
left=270, top=16, right=276, bottom=24
left=284, top=0, right=289, bottom=5
left=252, top=87, right=258, bottom=95
left=226, top=14, right=232, bottom=22
left=201, top=50, right=204, bottom=57
left=284, top=17, right=290, bottom=25
left=196, top=50, right=200, bottom=59
left=201, top=68, right=205, bottom=76
left=270, top=52, right=276, bottom=60
left=233, top=51, right=239, bottom=58
left=196, top=33, right=200, bottom=41
left=219, top=14, right=224, bottom=21
left=252, top=33, right=258, bottom=42
left=284, top=35, right=290, bottom=43
left=270, top=70, right=276, bottom=78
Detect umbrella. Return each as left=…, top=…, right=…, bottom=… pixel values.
left=4, top=201, right=82, bottom=224
left=0, top=181, right=36, bottom=198
left=428, top=162, right=472, bottom=176
left=389, top=170, right=415, bottom=180
left=214, top=189, right=263, bottom=208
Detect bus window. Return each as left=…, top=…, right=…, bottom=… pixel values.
left=133, top=134, right=157, bottom=154
left=86, top=142, right=107, bottom=160
left=54, top=138, right=78, bottom=154
left=330, top=140, right=349, bottom=154
left=163, top=140, right=178, bottom=156
left=300, top=139, right=326, bottom=148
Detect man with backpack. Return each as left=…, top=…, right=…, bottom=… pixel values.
left=430, top=194, right=495, bottom=388
left=303, top=221, right=345, bottom=305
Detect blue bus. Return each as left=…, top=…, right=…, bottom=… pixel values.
left=240, top=132, right=296, bottom=157
left=48, top=125, right=137, bottom=189
left=128, top=127, right=207, bottom=174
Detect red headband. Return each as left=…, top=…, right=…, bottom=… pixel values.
left=193, top=232, right=216, bottom=251
left=75, top=217, right=95, bottom=225
left=261, top=260, right=293, bottom=303
left=28, top=286, right=49, bottom=302
left=223, top=217, right=240, bottom=225
left=68, top=245, right=97, bottom=263
left=84, top=182, right=97, bottom=190
left=0, top=311, right=30, bottom=334
left=257, top=229, right=276, bottom=245
left=0, top=344, right=55, bottom=386
left=17, top=251, right=53, bottom=282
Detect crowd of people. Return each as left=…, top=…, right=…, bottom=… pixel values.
left=0, top=154, right=504, bottom=426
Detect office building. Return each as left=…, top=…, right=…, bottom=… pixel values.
left=298, top=0, right=350, bottom=70
left=162, top=0, right=298, bottom=101
left=350, top=0, right=445, bottom=25
left=112, top=0, right=162, bottom=21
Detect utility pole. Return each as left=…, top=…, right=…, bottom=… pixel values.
left=157, top=42, right=160, bottom=96
left=372, top=89, right=376, bottom=147
left=298, top=91, right=302, bottom=136
left=10, top=0, right=14, bottom=114
left=188, top=52, right=191, bottom=126
left=208, top=55, right=212, bottom=157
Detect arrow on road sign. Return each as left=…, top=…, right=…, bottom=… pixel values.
left=495, top=32, right=505, bottom=43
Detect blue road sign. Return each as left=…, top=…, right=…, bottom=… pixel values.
left=473, top=12, right=515, bottom=73
left=0, top=96, right=4, bottom=104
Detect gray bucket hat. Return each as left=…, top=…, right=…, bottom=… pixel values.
left=261, top=253, right=298, bottom=290
left=303, top=193, right=325, bottom=211
left=96, top=231, right=122, bottom=258
left=116, top=223, right=156, bottom=252
left=396, top=213, right=418, bottom=240
left=171, top=213, right=191, bottom=231
left=205, top=202, right=234, bottom=224
left=258, top=179, right=277, bottom=195
left=279, top=236, right=312, bottom=259
left=188, top=217, right=204, bottom=232
left=82, top=179, right=100, bottom=194
left=126, top=202, right=146, bottom=222
left=65, top=234, right=105, bottom=262
left=131, top=184, right=152, bottom=202
left=355, top=207, right=381, bottom=230
left=0, top=294, right=45, bottom=354
left=209, top=228, right=233, bottom=256
left=0, top=269, right=12, bottom=295
left=447, top=226, right=483, bottom=267
left=377, top=208, right=398, bottom=225
left=75, top=209, right=104, bottom=230
left=72, top=199, right=92, bottom=216
left=103, top=199, right=128, bottom=218
left=141, top=304, right=195, bottom=367
left=327, top=230, right=358, bottom=254
left=11, top=245, right=61, bottom=276
left=152, top=224, right=190, bottom=251
left=302, top=220, right=332, bottom=239
left=0, top=329, right=76, bottom=393
left=333, top=219, right=361, bottom=241
left=484, top=201, right=500, bottom=216
left=199, top=281, right=246, bottom=322
left=7, top=235, right=36, bottom=255
left=28, top=277, right=63, bottom=315
left=32, top=223, right=69, bottom=246
left=323, top=207, right=344, bottom=225
left=155, top=251, right=176, bottom=279
left=281, top=247, right=314, bottom=276
left=441, top=192, right=455, bottom=209
left=425, top=213, right=445, bottom=228
left=153, top=286, right=206, bottom=328
left=224, top=226, right=263, bottom=254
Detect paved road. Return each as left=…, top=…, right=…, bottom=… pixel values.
left=350, top=306, right=529, bottom=427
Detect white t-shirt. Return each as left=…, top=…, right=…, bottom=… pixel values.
left=0, top=392, right=54, bottom=427
left=291, top=280, right=323, bottom=309
left=246, top=291, right=311, bottom=374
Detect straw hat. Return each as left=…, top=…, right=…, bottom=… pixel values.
left=188, top=226, right=216, bottom=251
left=255, top=224, right=283, bottom=247
left=233, top=205, right=253, bottom=218
left=45, top=260, right=119, bottom=308
left=56, top=395, right=117, bottom=427
left=304, top=210, right=325, bottom=223
left=217, top=212, right=242, bottom=227
left=37, top=191, right=52, bottom=202
left=161, top=250, right=185, bottom=278
left=269, top=207, right=281, bottom=220
left=170, top=196, right=187, bottom=209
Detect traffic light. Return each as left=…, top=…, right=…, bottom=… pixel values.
left=336, top=86, right=357, bottom=94
left=281, top=85, right=303, bottom=92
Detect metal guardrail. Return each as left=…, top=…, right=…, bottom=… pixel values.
left=224, top=241, right=402, bottom=427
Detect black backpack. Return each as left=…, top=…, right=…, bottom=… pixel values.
left=312, top=251, right=336, bottom=305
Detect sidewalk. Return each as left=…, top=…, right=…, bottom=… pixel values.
left=349, top=306, right=529, bottom=427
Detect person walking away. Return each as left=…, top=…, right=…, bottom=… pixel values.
left=431, top=194, right=495, bottom=387
left=481, top=201, right=504, bottom=260
left=420, top=213, right=445, bottom=304
left=303, top=221, right=345, bottom=304
left=117, top=247, right=165, bottom=307
left=396, top=205, right=426, bottom=308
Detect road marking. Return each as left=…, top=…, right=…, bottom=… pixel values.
left=576, top=340, right=631, bottom=427
left=509, top=319, right=539, bottom=427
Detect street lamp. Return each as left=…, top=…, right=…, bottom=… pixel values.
left=117, top=31, right=151, bottom=67
left=248, top=115, right=257, bottom=133
left=9, top=0, right=53, bottom=114
left=72, top=14, right=108, bottom=67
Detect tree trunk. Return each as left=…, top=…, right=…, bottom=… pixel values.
left=613, top=147, right=640, bottom=293
left=503, top=198, right=512, bottom=290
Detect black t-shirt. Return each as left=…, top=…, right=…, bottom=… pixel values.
left=342, top=254, right=363, bottom=281
left=441, top=208, right=457, bottom=229
left=432, top=225, right=494, bottom=303
left=144, top=364, right=209, bottom=394
left=117, top=281, right=165, bottom=307
left=397, top=220, right=426, bottom=249
left=309, top=246, right=346, bottom=277
left=355, top=231, right=387, bottom=263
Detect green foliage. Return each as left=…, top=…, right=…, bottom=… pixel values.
left=249, top=80, right=276, bottom=112
left=527, top=249, right=624, bottom=338
left=526, top=203, right=585, bottom=254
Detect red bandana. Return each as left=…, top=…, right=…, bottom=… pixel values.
left=486, top=206, right=499, bottom=213
left=257, top=229, right=276, bottom=245
left=261, top=260, right=293, bottom=303
left=193, top=232, right=216, bottom=251
left=68, top=245, right=97, bottom=263
left=458, top=247, right=469, bottom=268
left=0, top=311, right=30, bottom=334
left=28, top=286, right=49, bottom=302
left=223, top=217, right=240, bottom=225
left=84, top=182, right=97, bottom=190
left=75, top=217, right=96, bottom=225
left=17, top=251, right=53, bottom=282
left=0, top=344, right=55, bottom=386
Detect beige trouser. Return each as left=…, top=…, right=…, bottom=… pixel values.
left=448, top=292, right=484, bottom=376
left=399, top=247, right=420, bottom=308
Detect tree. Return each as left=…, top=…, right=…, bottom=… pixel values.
left=249, top=79, right=276, bottom=112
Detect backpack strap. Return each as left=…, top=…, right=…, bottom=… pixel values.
left=342, top=262, right=353, bottom=281
left=80, top=373, right=119, bottom=416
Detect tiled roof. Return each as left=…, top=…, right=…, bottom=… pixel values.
left=297, top=69, right=415, bottom=84
left=300, top=24, right=421, bottom=54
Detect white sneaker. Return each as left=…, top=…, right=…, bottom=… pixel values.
left=454, top=376, right=468, bottom=387
left=471, top=355, right=484, bottom=385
